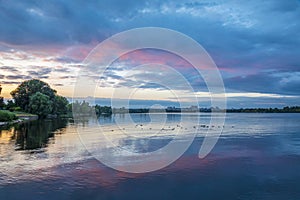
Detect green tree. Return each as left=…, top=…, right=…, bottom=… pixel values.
left=11, top=79, right=56, bottom=112
left=52, top=95, right=69, bottom=115
left=28, top=92, right=53, bottom=118
left=95, top=105, right=112, bottom=115
left=0, top=110, right=17, bottom=121
left=0, top=84, right=4, bottom=110
left=6, top=100, right=16, bottom=111
left=0, top=97, right=4, bottom=110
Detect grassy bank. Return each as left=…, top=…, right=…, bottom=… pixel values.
left=0, top=110, right=38, bottom=128
left=0, top=110, right=18, bottom=122
left=13, top=111, right=39, bottom=119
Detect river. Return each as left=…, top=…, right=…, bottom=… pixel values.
left=1, top=113, right=300, bottom=199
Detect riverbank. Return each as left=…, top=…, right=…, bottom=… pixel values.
left=0, top=111, right=38, bottom=127
left=14, top=111, right=39, bottom=120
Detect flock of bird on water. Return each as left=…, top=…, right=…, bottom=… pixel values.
left=109, top=124, right=235, bottom=132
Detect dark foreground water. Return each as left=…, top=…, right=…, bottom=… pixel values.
left=0, top=113, right=300, bottom=200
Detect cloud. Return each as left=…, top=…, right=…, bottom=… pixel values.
left=58, top=75, right=76, bottom=79
left=1, top=0, right=300, bottom=105
left=0, top=81, right=21, bottom=85
left=225, top=71, right=300, bottom=95
left=53, top=67, right=71, bottom=73
left=0, top=65, right=19, bottom=72
left=5, top=75, right=32, bottom=80
left=53, top=83, right=64, bottom=87
left=0, top=0, right=146, bottom=44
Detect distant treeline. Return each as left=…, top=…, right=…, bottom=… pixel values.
left=71, top=101, right=112, bottom=116
left=226, top=106, right=300, bottom=113
left=112, top=106, right=300, bottom=113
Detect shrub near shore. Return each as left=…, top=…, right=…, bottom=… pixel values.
left=0, top=110, right=18, bottom=122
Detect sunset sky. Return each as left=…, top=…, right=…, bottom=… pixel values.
left=1, top=0, right=300, bottom=108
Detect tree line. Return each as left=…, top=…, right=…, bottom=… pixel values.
left=0, top=79, right=112, bottom=118
left=1, top=79, right=299, bottom=119
left=226, top=107, right=300, bottom=113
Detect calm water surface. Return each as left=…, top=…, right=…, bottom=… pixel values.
left=0, top=113, right=300, bottom=200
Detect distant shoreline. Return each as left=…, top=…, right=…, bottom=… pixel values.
left=111, top=106, right=300, bottom=114
left=2, top=107, right=299, bottom=126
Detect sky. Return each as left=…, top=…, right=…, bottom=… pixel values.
left=0, top=0, right=300, bottom=108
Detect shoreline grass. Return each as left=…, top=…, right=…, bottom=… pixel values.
left=0, top=110, right=18, bottom=122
